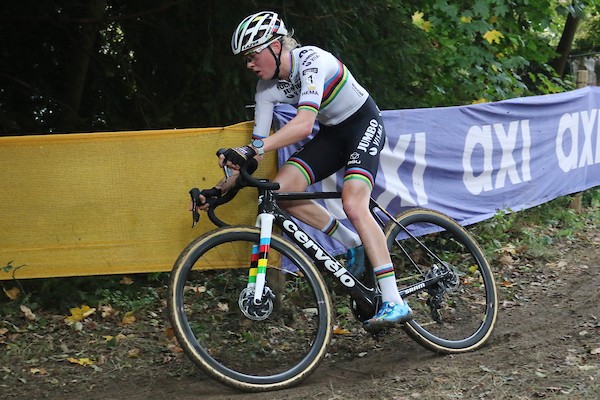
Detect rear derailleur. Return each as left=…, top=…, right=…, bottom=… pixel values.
left=425, top=262, right=460, bottom=323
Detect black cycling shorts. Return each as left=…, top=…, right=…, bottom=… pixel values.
left=285, top=96, right=385, bottom=190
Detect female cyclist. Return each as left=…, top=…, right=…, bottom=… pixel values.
left=211, top=11, right=411, bottom=328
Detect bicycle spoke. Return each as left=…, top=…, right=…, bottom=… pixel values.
left=169, top=227, right=333, bottom=390
left=386, top=209, right=497, bottom=353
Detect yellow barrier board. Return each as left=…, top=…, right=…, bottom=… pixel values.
left=0, top=122, right=278, bottom=280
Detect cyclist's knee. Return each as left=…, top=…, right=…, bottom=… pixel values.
left=342, top=197, right=369, bottom=223
left=275, top=164, right=309, bottom=192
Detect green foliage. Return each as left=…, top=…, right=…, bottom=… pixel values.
left=574, top=12, right=600, bottom=51
left=413, top=0, right=576, bottom=105
left=471, top=188, right=600, bottom=263
left=2, top=261, right=25, bottom=275
left=0, top=274, right=168, bottom=313
left=95, top=285, right=161, bottom=312
left=0, top=0, right=582, bottom=135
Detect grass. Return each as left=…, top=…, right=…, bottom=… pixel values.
left=470, top=188, right=600, bottom=265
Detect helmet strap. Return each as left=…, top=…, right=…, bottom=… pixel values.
left=267, top=39, right=283, bottom=80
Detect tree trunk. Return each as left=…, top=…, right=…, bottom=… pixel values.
left=552, top=13, right=580, bottom=78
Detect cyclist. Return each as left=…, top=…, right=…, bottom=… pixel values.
left=199, top=11, right=412, bottom=328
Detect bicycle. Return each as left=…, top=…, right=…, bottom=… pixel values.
left=167, top=159, right=498, bottom=392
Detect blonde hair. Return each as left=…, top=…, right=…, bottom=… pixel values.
left=282, top=31, right=300, bottom=51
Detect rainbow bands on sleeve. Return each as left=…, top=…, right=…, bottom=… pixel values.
left=321, top=61, right=348, bottom=109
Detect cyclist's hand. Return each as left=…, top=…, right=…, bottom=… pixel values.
left=219, top=145, right=256, bottom=169
left=189, top=187, right=222, bottom=212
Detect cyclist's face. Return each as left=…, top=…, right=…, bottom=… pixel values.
left=243, top=42, right=278, bottom=80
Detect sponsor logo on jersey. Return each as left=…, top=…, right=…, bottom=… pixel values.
left=277, top=80, right=301, bottom=99
left=301, top=52, right=320, bottom=67
left=357, top=119, right=383, bottom=153
left=302, top=68, right=319, bottom=91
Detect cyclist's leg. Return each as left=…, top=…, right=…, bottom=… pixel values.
left=340, top=179, right=389, bottom=268
left=274, top=163, right=330, bottom=228
left=275, top=141, right=361, bottom=250
left=339, top=98, right=412, bottom=326
left=342, top=179, right=411, bottom=326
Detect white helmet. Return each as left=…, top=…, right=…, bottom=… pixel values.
left=231, top=11, right=288, bottom=55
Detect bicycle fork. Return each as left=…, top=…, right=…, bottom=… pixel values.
left=238, top=212, right=276, bottom=321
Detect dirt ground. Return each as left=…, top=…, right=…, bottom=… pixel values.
left=2, top=223, right=599, bottom=400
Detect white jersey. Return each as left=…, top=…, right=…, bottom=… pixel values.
left=252, top=46, right=369, bottom=138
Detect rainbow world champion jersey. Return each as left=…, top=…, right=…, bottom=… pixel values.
left=252, top=46, right=369, bottom=138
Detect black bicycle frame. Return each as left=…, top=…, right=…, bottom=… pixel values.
left=260, top=187, right=380, bottom=320
left=205, top=167, right=453, bottom=320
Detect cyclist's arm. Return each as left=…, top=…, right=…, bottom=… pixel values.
left=262, top=109, right=316, bottom=152
left=260, top=50, right=324, bottom=152
left=252, top=79, right=316, bottom=152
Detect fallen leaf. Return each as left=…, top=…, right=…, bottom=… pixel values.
left=29, top=367, right=47, bottom=375
left=3, top=287, right=20, bottom=300
left=121, top=312, right=136, bottom=325
left=120, top=276, right=134, bottom=285
left=20, top=305, right=36, bottom=321
left=578, top=365, right=597, bottom=371
left=165, top=327, right=174, bottom=339
left=499, top=244, right=517, bottom=255
left=185, top=285, right=206, bottom=294
left=65, top=305, right=96, bottom=323
left=128, top=348, right=141, bottom=358
left=217, top=302, right=229, bottom=312
left=535, top=370, right=547, bottom=378
left=101, top=305, right=115, bottom=319
left=67, top=357, right=94, bottom=366
left=333, top=326, right=351, bottom=335
left=499, top=254, right=514, bottom=266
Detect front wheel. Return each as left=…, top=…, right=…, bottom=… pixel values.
left=168, top=226, right=333, bottom=392
left=384, top=208, right=498, bottom=354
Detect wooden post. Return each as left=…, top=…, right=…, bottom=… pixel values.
left=570, top=70, right=589, bottom=214
left=576, top=69, right=589, bottom=88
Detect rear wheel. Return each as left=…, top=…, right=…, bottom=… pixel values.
left=168, top=226, right=333, bottom=391
left=384, top=208, right=497, bottom=353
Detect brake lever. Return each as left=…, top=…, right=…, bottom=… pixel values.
left=223, top=165, right=233, bottom=179
left=189, top=188, right=202, bottom=227
left=216, top=149, right=234, bottom=180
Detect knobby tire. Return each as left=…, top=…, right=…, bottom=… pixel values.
left=168, top=226, right=333, bottom=392
left=385, top=208, right=498, bottom=353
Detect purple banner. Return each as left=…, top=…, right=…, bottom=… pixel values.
left=273, top=87, right=600, bottom=256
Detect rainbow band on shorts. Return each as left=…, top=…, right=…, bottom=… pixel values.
left=285, top=157, right=315, bottom=186
left=344, top=167, right=375, bottom=190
